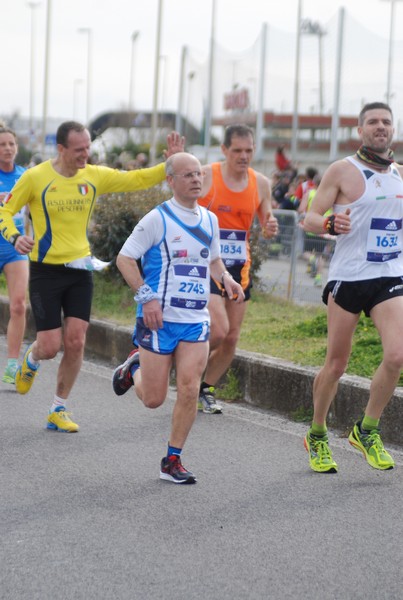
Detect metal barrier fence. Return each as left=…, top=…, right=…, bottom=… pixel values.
left=257, top=209, right=336, bottom=306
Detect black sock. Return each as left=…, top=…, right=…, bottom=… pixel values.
left=200, top=381, right=213, bottom=393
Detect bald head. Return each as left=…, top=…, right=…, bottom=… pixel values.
left=165, top=152, right=204, bottom=206
left=165, top=152, right=201, bottom=177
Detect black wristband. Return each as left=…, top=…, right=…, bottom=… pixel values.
left=323, top=215, right=339, bottom=236
left=9, top=233, right=21, bottom=247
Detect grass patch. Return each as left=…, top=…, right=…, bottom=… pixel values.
left=290, top=405, right=314, bottom=423
left=238, top=291, right=328, bottom=367
left=217, top=369, right=242, bottom=402
left=237, top=292, right=394, bottom=383
left=91, top=272, right=136, bottom=324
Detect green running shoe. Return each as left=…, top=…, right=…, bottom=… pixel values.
left=2, top=364, right=17, bottom=384
left=304, top=432, right=338, bottom=473
left=348, top=422, right=394, bottom=470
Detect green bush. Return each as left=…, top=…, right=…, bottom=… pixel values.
left=89, top=186, right=171, bottom=279
left=249, top=223, right=269, bottom=286
left=218, top=368, right=242, bottom=401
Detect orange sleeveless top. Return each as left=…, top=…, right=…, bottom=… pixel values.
left=198, top=163, right=260, bottom=286
left=199, top=163, right=260, bottom=230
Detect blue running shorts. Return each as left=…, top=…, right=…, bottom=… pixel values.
left=0, top=244, right=28, bottom=272
left=135, top=318, right=210, bottom=354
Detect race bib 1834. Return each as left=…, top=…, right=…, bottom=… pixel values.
left=220, top=229, right=247, bottom=266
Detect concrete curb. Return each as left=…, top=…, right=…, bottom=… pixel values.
left=1, top=295, right=402, bottom=445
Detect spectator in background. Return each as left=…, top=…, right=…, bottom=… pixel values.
left=275, top=144, right=292, bottom=172
left=27, top=153, right=42, bottom=169
left=295, top=166, right=318, bottom=205
left=279, top=180, right=299, bottom=211
left=0, top=123, right=29, bottom=384
left=125, top=152, right=149, bottom=171
left=300, top=178, right=335, bottom=287
left=298, top=173, right=320, bottom=215
left=269, top=172, right=282, bottom=208
left=272, top=171, right=293, bottom=208
left=135, top=152, right=148, bottom=168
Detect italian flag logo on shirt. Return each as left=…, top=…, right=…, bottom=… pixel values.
left=78, top=184, right=88, bottom=195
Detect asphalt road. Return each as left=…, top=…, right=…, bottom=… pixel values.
left=258, top=255, right=325, bottom=305
left=1, top=337, right=403, bottom=600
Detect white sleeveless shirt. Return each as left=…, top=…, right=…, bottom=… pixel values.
left=120, top=198, right=220, bottom=323
left=328, top=156, right=403, bottom=282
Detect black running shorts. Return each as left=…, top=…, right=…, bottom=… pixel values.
left=210, top=264, right=251, bottom=301
left=29, top=261, right=94, bottom=331
left=323, top=276, right=403, bottom=317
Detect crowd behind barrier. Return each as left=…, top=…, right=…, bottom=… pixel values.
left=258, top=209, right=336, bottom=306
left=254, top=152, right=335, bottom=306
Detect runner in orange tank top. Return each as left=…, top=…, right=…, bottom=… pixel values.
left=197, top=124, right=278, bottom=414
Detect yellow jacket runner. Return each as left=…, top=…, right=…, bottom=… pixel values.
left=0, top=160, right=165, bottom=264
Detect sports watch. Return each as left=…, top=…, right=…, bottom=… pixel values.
left=9, top=233, right=21, bottom=247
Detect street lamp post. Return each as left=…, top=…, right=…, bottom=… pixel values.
left=41, top=0, right=52, bottom=155
left=185, top=71, right=195, bottom=142
left=329, top=7, right=345, bottom=162
left=78, top=27, right=92, bottom=124
left=150, top=0, right=163, bottom=165
left=204, top=0, right=216, bottom=163
left=128, top=31, right=140, bottom=114
left=176, top=45, right=188, bottom=134
left=159, top=55, right=168, bottom=125
left=381, top=0, right=403, bottom=105
left=27, top=1, right=41, bottom=137
left=255, top=22, right=267, bottom=161
left=73, top=79, right=84, bottom=120
left=127, top=31, right=140, bottom=141
left=300, top=18, right=327, bottom=114
left=291, top=0, right=302, bottom=161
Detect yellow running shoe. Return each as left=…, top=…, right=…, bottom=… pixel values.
left=304, top=432, right=338, bottom=473
left=15, top=344, right=39, bottom=395
left=47, top=407, right=79, bottom=433
left=348, top=422, right=394, bottom=470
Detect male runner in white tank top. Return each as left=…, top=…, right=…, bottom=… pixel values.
left=113, top=153, right=244, bottom=483
left=303, top=101, right=403, bottom=473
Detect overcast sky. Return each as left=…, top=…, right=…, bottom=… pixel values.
left=2, top=0, right=402, bottom=127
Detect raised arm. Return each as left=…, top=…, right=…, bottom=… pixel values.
left=164, top=131, right=186, bottom=158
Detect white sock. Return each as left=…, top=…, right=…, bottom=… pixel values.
left=50, top=395, right=66, bottom=413
left=27, top=351, right=40, bottom=368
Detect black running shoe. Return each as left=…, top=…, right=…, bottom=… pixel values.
left=160, top=456, right=197, bottom=484
left=112, top=348, right=139, bottom=396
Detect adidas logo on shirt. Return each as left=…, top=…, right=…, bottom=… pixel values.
left=189, top=267, right=200, bottom=276
left=385, top=221, right=398, bottom=230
